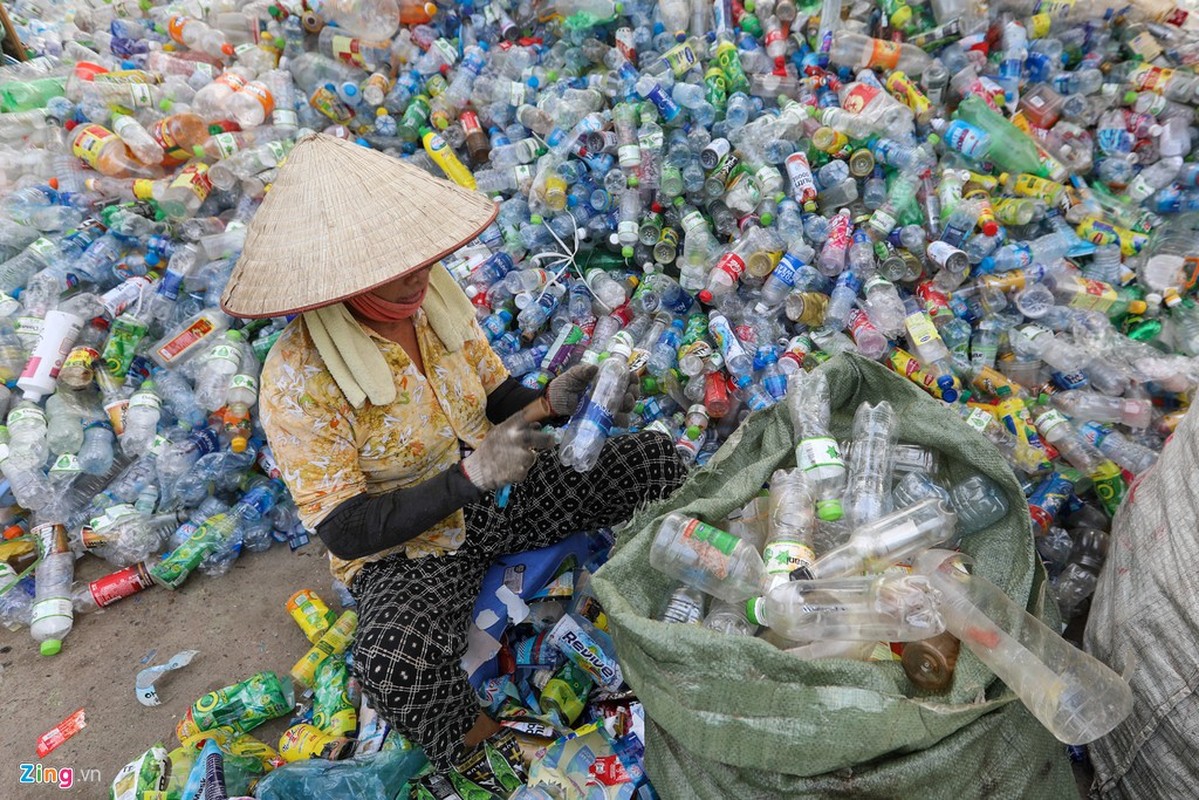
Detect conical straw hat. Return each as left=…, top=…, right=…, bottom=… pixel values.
left=221, top=133, right=498, bottom=319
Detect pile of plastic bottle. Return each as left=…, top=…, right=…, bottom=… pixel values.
left=3, top=0, right=1199, bottom=788
left=649, top=380, right=1134, bottom=749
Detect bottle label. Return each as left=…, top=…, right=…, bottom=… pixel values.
left=72, top=124, right=119, bottom=169
left=661, top=592, right=704, bottom=624
left=241, top=81, right=275, bottom=115
left=126, top=83, right=153, bottom=108
left=169, top=163, right=213, bottom=204
left=926, top=240, right=965, bottom=269
left=273, top=108, right=299, bottom=129
left=680, top=517, right=740, bottom=572
left=329, top=34, right=370, bottom=69
left=762, top=541, right=816, bottom=575
left=784, top=152, right=817, bottom=202
left=904, top=312, right=941, bottom=350
left=211, top=132, right=241, bottom=159
left=841, top=82, right=881, bottom=114
left=964, top=407, right=993, bottom=434
left=62, top=345, right=99, bottom=377
left=100, top=276, right=151, bottom=319
left=943, top=120, right=990, bottom=159
left=50, top=453, right=80, bottom=476
left=1013, top=173, right=1062, bottom=202
left=129, top=391, right=162, bottom=410
left=104, top=399, right=129, bottom=436
left=885, top=71, right=931, bottom=118
left=31, top=597, right=73, bottom=627
left=1036, top=408, right=1070, bottom=435
left=8, top=405, right=46, bottom=425
left=797, top=436, right=845, bottom=474
left=28, top=237, right=56, bottom=260
left=1066, top=277, right=1118, bottom=311
left=156, top=317, right=217, bottom=365
left=208, top=344, right=238, bottom=364
left=1090, top=460, right=1125, bottom=516
left=229, top=373, right=258, bottom=394
left=715, top=252, right=746, bottom=282
left=869, top=39, right=902, bottom=70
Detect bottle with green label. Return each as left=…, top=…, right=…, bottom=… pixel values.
left=649, top=512, right=767, bottom=602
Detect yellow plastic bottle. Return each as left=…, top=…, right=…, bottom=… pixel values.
left=420, top=126, right=476, bottom=190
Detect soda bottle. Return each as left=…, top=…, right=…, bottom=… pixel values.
left=558, top=331, right=633, bottom=472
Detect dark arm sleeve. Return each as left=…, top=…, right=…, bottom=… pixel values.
left=485, top=375, right=545, bottom=424
left=316, top=464, right=485, bottom=560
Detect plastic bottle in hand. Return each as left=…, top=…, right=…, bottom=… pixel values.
left=558, top=331, right=633, bottom=472
left=746, top=574, right=945, bottom=642
left=30, top=521, right=73, bottom=656
left=798, top=497, right=958, bottom=579
left=650, top=512, right=768, bottom=602
left=915, top=549, right=1132, bottom=745
left=843, top=401, right=898, bottom=527
left=787, top=371, right=846, bottom=521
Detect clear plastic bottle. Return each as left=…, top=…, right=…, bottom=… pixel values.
left=799, top=497, right=958, bottom=580
left=659, top=583, right=706, bottom=624
left=828, top=32, right=933, bottom=76
left=558, top=332, right=633, bottom=472
left=843, top=401, right=898, bottom=527
left=787, top=371, right=846, bottom=521
left=948, top=475, right=1009, bottom=536
left=1050, top=390, right=1153, bottom=430
left=747, top=574, right=945, bottom=642
left=916, top=549, right=1132, bottom=745
left=121, top=381, right=162, bottom=457
left=650, top=512, right=768, bottom=602
left=30, top=521, right=73, bottom=656
left=7, top=399, right=48, bottom=470
left=763, top=468, right=816, bottom=589
left=77, top=421, right=115, bottom=476
left=193, top=330, right=244, bottom=412
left=703, top=599, right=757, bottom=635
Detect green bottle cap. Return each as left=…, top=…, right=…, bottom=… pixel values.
left=745, top=598, right=762, bottom=626
left=816, top=498, right=843, bottom=522
left=621, top=246, right=634, bottom=258
left=1123, top=90, right=1138, bottom=105
left=40, top=639, right=62, bottom=657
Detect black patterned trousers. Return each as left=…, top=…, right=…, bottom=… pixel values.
left=349, top=431, right=686, bottom=770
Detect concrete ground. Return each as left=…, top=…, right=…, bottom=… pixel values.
left=0, top=542, right=337, bottom=799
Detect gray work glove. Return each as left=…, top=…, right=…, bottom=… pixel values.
left=460, top=412, right=556, bottom=491
left=544, top=363, right=638, bottom=418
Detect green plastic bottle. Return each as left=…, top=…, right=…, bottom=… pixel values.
left=953, top=94, right=1047, bottom=178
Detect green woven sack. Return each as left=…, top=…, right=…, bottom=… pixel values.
left=593, top=354, right=1077, bottom=799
